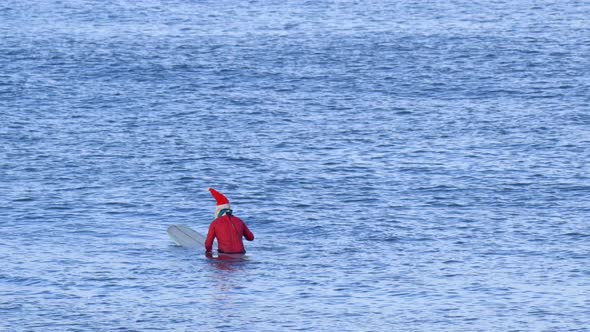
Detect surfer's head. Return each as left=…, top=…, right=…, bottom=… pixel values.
left=209, top=187, right=231, bottom=218
left=216, top=208, right=233, bottom=218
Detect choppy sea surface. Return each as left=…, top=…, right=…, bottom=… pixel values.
left=1, top=0, right=590, bottom=331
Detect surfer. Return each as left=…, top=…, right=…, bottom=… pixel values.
left=205, top=188, right=254, bottom=255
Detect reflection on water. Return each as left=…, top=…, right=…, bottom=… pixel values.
left=206, top=252, right=250, bottom=272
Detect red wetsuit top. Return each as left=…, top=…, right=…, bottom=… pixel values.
left=205, top=215, right=254, bottom=253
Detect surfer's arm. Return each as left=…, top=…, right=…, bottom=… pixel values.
left=205, top=224, right=216, bottom=252
left=243, top=223, right=254, bottom=241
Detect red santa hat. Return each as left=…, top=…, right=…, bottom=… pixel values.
left=208, top=187, right=231, bottom=216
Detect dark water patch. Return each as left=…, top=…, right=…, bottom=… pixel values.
left=560, top=232, right=590, bottom=238
left=11, top=197, right=36, bottom=202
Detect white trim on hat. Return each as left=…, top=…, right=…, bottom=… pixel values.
left=215, top=203, right=231, bottom=217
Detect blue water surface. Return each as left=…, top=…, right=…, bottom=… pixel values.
left=1, top=0, right=590, bottom=331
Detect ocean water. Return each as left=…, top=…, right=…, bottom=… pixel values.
left=1, top=0, right=590, bottom=331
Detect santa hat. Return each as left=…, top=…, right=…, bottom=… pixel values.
left=208, top=187, right=231, bottom=216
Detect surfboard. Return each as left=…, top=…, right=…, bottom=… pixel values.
left=167, top=225, right=208, bottom=248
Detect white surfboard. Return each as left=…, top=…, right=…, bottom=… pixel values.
left=167, top=225, right=209, bottom=248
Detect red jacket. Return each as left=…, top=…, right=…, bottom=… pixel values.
left=205, top=215, right=254, bottom=253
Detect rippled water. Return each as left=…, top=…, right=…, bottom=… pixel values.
left=1, top=0, right=590, bottom=331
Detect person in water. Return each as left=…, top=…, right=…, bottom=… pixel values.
left=205, top=188, right=254, bottom=254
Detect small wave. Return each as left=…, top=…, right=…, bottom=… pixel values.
left=560, top=232, right=589, bottom=238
